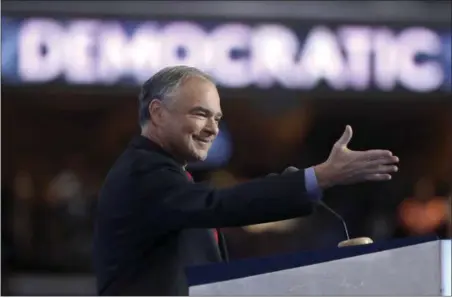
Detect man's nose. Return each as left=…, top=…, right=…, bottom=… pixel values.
left=204, top=118, right=219, bottom=136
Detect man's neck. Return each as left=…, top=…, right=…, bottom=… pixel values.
left=141, top=125, right=163, bottom=148
left=141, top=125, right=187, bottom=168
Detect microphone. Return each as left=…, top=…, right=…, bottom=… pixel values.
left=281, top=166, right=374, bottom=248
left=281, top=166, right=299, bottom=175
left=317, top=200, right=350, bottom=240
left=217, top=230, right=229, bottom=262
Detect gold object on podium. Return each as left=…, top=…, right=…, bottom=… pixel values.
left=338, top=237, right=374, bottom=248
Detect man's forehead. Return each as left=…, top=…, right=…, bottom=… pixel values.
left=180, top=76, right=217, bottom=95
left=174, top=78, right=222, bottom=113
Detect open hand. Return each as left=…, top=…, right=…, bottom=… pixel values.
left=314, top=125, right=399, bottom=188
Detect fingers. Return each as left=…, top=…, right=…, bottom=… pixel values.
left=360, top=150, right=396, bottom=161
left=335, top=125, right=353, bottom=147
left=364, top=173, right=392, bottom=181
left=358, top=162, right=398, bottom=183
left=366, top=156, right=400, bottom=167
left=365, top=164, right=399, bottom=174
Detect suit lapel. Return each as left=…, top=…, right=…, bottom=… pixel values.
left=183, top=169, right=225, bottom=261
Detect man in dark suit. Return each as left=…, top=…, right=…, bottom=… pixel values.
left=93, top=66, right=399, bottom=295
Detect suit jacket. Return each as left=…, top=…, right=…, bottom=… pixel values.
left=93, top=135, right=315, bottom=296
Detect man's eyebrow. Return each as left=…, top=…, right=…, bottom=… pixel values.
left=189, top=106, right=223, bottom=118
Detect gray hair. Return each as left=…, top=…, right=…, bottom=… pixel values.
left=138, top=65, right=215, bottom=126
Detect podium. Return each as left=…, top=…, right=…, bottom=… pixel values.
left=186, top=236, right=451, bottom=296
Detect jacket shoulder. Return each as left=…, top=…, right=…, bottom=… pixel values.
left=112, top=146, right=182, bottom=177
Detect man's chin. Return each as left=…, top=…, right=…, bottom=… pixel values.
left=194, top=153, right=208, bottom=162
left=186, top=150, right=209, bottom=162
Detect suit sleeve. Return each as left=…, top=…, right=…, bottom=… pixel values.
left=140, top=167, right=315, bottom=231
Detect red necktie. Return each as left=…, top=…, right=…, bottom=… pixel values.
left=184, top=170, right=219, bottom=243
left=185, top=170, right=193, bottom=182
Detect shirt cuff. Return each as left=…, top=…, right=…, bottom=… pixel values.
left=304, top=167, right=322, bottom=201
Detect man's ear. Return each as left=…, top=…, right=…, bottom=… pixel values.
left=148, top=99, right=164, bottom=126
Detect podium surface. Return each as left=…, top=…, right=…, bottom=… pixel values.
left=187, top=236, right=451, bottom=296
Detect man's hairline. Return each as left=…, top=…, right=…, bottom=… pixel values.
left=141, top=72, right=217, bottom=127
left=155, top=73, right=216, bottom=107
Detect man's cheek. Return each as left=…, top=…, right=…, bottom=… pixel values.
left=184, top=121, right=203, bottom=134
